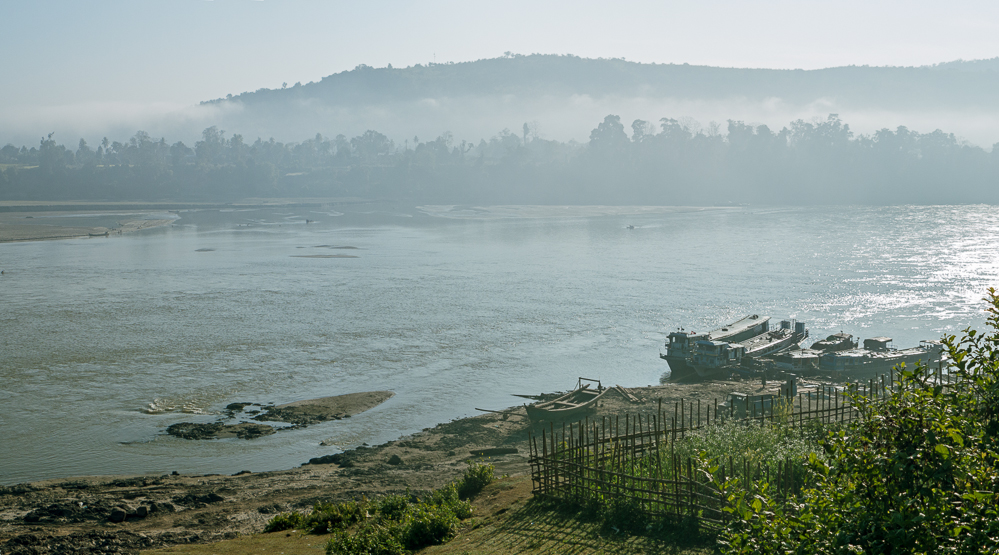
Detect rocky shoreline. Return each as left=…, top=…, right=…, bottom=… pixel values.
left=0, top=381, right=756, bottom=554
left=164, top=391, right=395, bottom=441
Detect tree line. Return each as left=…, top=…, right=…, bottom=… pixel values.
left=2, top=115, right=997, bottom=204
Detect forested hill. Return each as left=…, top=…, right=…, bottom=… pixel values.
left=210, top=54, right=999, bottom=110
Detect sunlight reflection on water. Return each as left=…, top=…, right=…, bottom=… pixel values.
left=1, top=204, right=998, bottom=484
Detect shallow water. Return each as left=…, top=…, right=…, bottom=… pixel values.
left=1, top=204, right=997, bottom=485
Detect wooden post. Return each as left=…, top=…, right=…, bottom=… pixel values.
left=680, top=399, right=685, bottom=438
left=541, top=428, right=548, bottom=494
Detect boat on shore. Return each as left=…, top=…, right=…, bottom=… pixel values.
left=661, top=314, right=770, bottom=380
left=525, top=377, right=608, bottom=421
left=818, top=337, right=943, bottom=378
left=692, top=320, right=809, bottom=380
left=767, top=333, right=857, bottom=375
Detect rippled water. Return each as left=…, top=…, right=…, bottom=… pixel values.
left=1, top=204, right=998, bottom=485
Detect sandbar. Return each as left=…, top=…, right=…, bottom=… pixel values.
left=255, top=391, right=395, bottom=425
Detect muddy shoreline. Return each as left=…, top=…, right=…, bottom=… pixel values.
left=0, top=380, right=793, bottom=554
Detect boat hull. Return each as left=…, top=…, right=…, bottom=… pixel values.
left=525, top=384, right=607, bottom=422
left=661, top=354, right=698, bottom=381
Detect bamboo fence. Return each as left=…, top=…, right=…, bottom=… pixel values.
left=526, top=369, right=945, bottom=530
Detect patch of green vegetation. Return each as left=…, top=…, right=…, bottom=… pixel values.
left=716, top=289, right=999, bottom=554
left=263, top=461, right=495, bottom=554
left=262, top=511, right=304, bottom=533
left=456, top=459, right=495, bottom=499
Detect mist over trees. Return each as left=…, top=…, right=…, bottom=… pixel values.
left=2, top=114, right=997, bottom=205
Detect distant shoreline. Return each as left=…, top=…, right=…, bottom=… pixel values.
left=0, top=198, right=375, bottom=243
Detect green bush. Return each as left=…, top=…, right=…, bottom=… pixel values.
left=456, top=460, right=495, bottom=499
left=303, top=499, right=366, bottom=534
left=317, top=462, right=494, bottom=553
left=424, top=482, right=473, bottom=519
left=400, top=503, right=461, bottom=549
left=375, top=494, right=410, bottom=521
left=716, top=289, right=999, bottom=554
left=326, top=524, right=406, bottom=555
left=263, top=511, right=304, bottom=533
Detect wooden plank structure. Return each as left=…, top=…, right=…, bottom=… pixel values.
left=525, top=377, right=609, bottom=422
left=527, top=369, right=942, bottom=531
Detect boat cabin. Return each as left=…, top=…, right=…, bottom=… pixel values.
left=810, top=332, right=857, bottom=352
left=692, top=340, right=745, bottom=369
left=665, top=331, right=708, bottom=358
left=773, top=350, right=820, bottom=373
left=863, top=337, right=893, bottom=351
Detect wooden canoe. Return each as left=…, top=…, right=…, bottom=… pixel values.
left=525, top=378, right=607, bottom=422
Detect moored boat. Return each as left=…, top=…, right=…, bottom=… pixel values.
left=692, top=320, right=808, bottom=380
left=525, top=378, right=608, bottom=421
left=661, top=314, right=770, bottom=380
left=818, top=338, right=942, bottom=378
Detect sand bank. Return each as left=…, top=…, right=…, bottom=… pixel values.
left=0, top=211, right=174, bottom=243
left=165, top=391, right=396, bottom=440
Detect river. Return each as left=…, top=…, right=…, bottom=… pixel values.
left=1, top=203, right=997, bottom=485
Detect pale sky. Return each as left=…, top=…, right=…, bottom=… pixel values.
left=2, top=0, right=999, bottom=145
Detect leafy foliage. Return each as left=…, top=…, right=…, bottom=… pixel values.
left=262, top=510, right=304, bottom=533
left=263, top=461, right=494, bottom=554
left=716, top=289, right=999, bottom=554
left=302, top=499, right=366, bottom=534
left=456, top=459, right=496, bottom=500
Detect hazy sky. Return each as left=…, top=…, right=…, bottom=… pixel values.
left=5, top=1, right=999, bottom=107
left=3, top=1, right=999, bottom=145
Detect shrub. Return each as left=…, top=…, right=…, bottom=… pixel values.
left=717, top=289, right=999, bottom=554
left=263, top=511, right=304, bottom=533
left=375, top=494, right=410, bottom=521
left=456, top=460, right=495, bottom=499
left=303, top=499, right=366, bottom=534
left=401, top=503, right=461, bottom=549
left=326, top=524, right=406, bottom=555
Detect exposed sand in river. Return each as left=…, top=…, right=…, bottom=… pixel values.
left=0, top=211, right=173, bottom=243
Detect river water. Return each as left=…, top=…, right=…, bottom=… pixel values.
left=1, top=204, right=997, bottom=485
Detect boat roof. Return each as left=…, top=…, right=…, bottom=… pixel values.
left=822, top=345, right=935, bottom=360
left=696, top=339, right=730, bottom=347
left=708, top=314, right=769, bottom=339
left=737, top=330, right=786, bottom=348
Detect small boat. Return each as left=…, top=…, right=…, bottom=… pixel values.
left=525, top=378, right=607, bottom=421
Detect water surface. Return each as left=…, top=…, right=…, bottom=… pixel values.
left=2, top=204, right=997, bottom=485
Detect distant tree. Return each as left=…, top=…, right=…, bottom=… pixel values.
left=195, top=126, right=226, bottom=166
left=631, top=119, right=652, bottom=142
left=0, top=144, right=19, bottom=163
left=589, top=115, right=629, bottom=152
left=170, top=141, right=192, bottom=165
left=351, top=130, right=392, bottom=163
left=38, top=132, right=68, bottom=173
